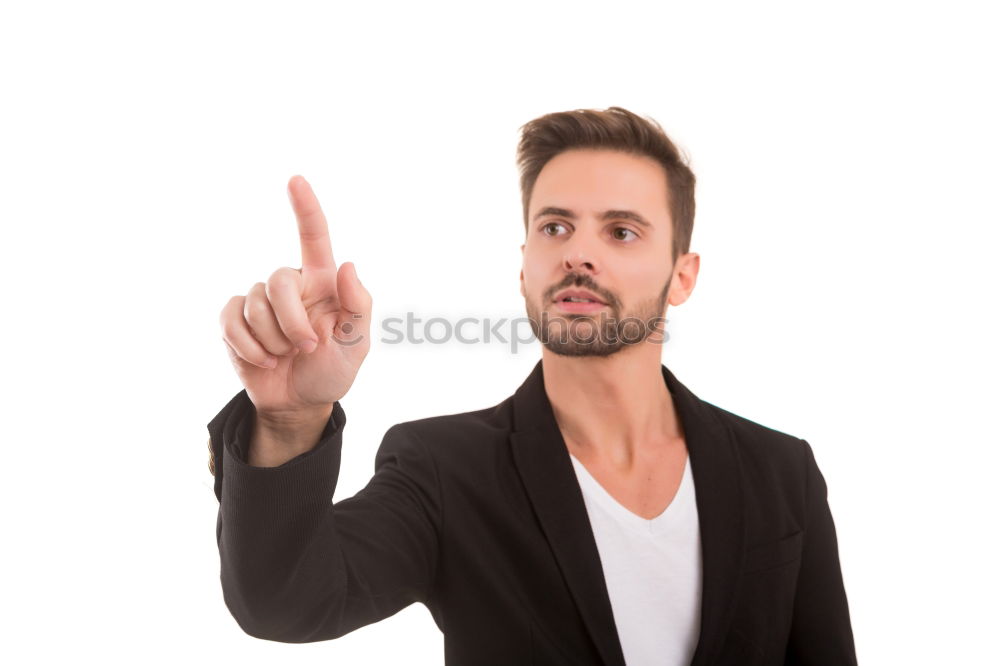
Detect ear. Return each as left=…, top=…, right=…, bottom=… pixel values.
left=668, top=252, right=701, bottom=307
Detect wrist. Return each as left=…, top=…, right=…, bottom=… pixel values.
left=256, top=402, right=335, bottom=431
left=248, top=403, right=335, bottom=466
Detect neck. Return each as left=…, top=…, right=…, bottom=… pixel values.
left=540, top=344, right=681, bottom=470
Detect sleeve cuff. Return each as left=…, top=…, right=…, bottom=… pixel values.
left=207, top=388, right=346, bottom=503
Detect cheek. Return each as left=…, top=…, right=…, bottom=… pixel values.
left=520, top=260, right=545, bottom=293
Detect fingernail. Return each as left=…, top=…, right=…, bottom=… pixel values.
left=299, top=339, right=317, bottom=353
left=263, top=356, right=278, bottom=368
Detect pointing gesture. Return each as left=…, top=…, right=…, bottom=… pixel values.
left=292, top=174, right=338, bottom=272
left=219, top=175, right=372, bottom=418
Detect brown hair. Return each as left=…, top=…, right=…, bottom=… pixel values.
left=515, top=106, right=696, bottom=262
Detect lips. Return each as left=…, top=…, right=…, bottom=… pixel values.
left=553, top=288, right=606, bottom=305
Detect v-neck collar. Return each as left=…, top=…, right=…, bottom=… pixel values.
left=568, top=451, right=694, bottom=537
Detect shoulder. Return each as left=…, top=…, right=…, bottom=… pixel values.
left=377, top=396, right=516, bottom=459
left=369, top=398, right=517, bottom=493
left=400, top=389, right=516, bottom=435
left=698, top=399, right=809, bottom=476
left=705, top=400, right=804, bottom=448
left=694, top=400, right=822, bottom=528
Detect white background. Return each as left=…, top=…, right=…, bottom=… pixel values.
left=2, top=1, right=997, bottom=663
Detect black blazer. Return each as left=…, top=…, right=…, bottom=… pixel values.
left=208, top=360, right=858, bottom=665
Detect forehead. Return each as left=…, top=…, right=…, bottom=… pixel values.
left=530, top=149, right=670, bottom=219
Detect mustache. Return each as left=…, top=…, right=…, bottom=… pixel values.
left=548, top=274, right=616, bottom=307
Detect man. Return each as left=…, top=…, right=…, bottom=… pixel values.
left=209, top=106, right=858, bottom=665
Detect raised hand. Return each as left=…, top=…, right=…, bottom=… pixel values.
left=219, top=175, right=372, bottom=419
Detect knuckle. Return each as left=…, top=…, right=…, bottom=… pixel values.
left=219, top=295, right=242, bottom=326
left=247, top=282, right=266, bottom=302
left=244, top=297, right=272, bottom=324
left=220, top=314, right=240, bottom=339
left=298, top=205, right=321, bottom=223
left=267, top=268, right=296, bottom=290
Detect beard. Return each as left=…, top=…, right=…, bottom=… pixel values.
left=524, top=274, right=672, bottom=357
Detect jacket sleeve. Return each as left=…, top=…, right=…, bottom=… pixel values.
left=207, top=389, right=442, bottom=643
left=784, top=439, right=858, bottom=665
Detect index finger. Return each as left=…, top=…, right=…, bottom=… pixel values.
left=287, top=175, right=336, bottom=271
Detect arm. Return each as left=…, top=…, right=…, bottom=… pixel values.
left=784, top=439, right=858, bottom=664
left=207, top=389, right=442, bottom=642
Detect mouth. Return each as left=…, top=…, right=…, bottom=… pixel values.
left=552, top=292, right=608, bottom=313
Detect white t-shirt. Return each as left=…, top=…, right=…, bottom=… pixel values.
left=569, top=451, right=703, bottom=666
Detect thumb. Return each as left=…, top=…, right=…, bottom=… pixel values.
left=334, top=262, right=372, bottom=343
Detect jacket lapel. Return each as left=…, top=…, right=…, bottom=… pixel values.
left=509, top=360, right=745, bottom=666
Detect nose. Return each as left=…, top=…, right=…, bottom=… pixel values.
left=563, top=237, right=600, bottom=274
left=564, top=254, right=595, bottom=274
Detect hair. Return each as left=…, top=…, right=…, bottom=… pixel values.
left=515, top=106, right=696, bottom=263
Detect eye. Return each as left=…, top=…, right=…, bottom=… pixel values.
left=612, top=226, right=639, bottom=242
left=541, top=221, right=567, bottom=236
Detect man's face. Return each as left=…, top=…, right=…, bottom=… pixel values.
left=520, top=148, right=689, bottom=357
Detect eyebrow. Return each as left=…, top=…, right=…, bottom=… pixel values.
left=532, top=206, right=652, bottom=228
